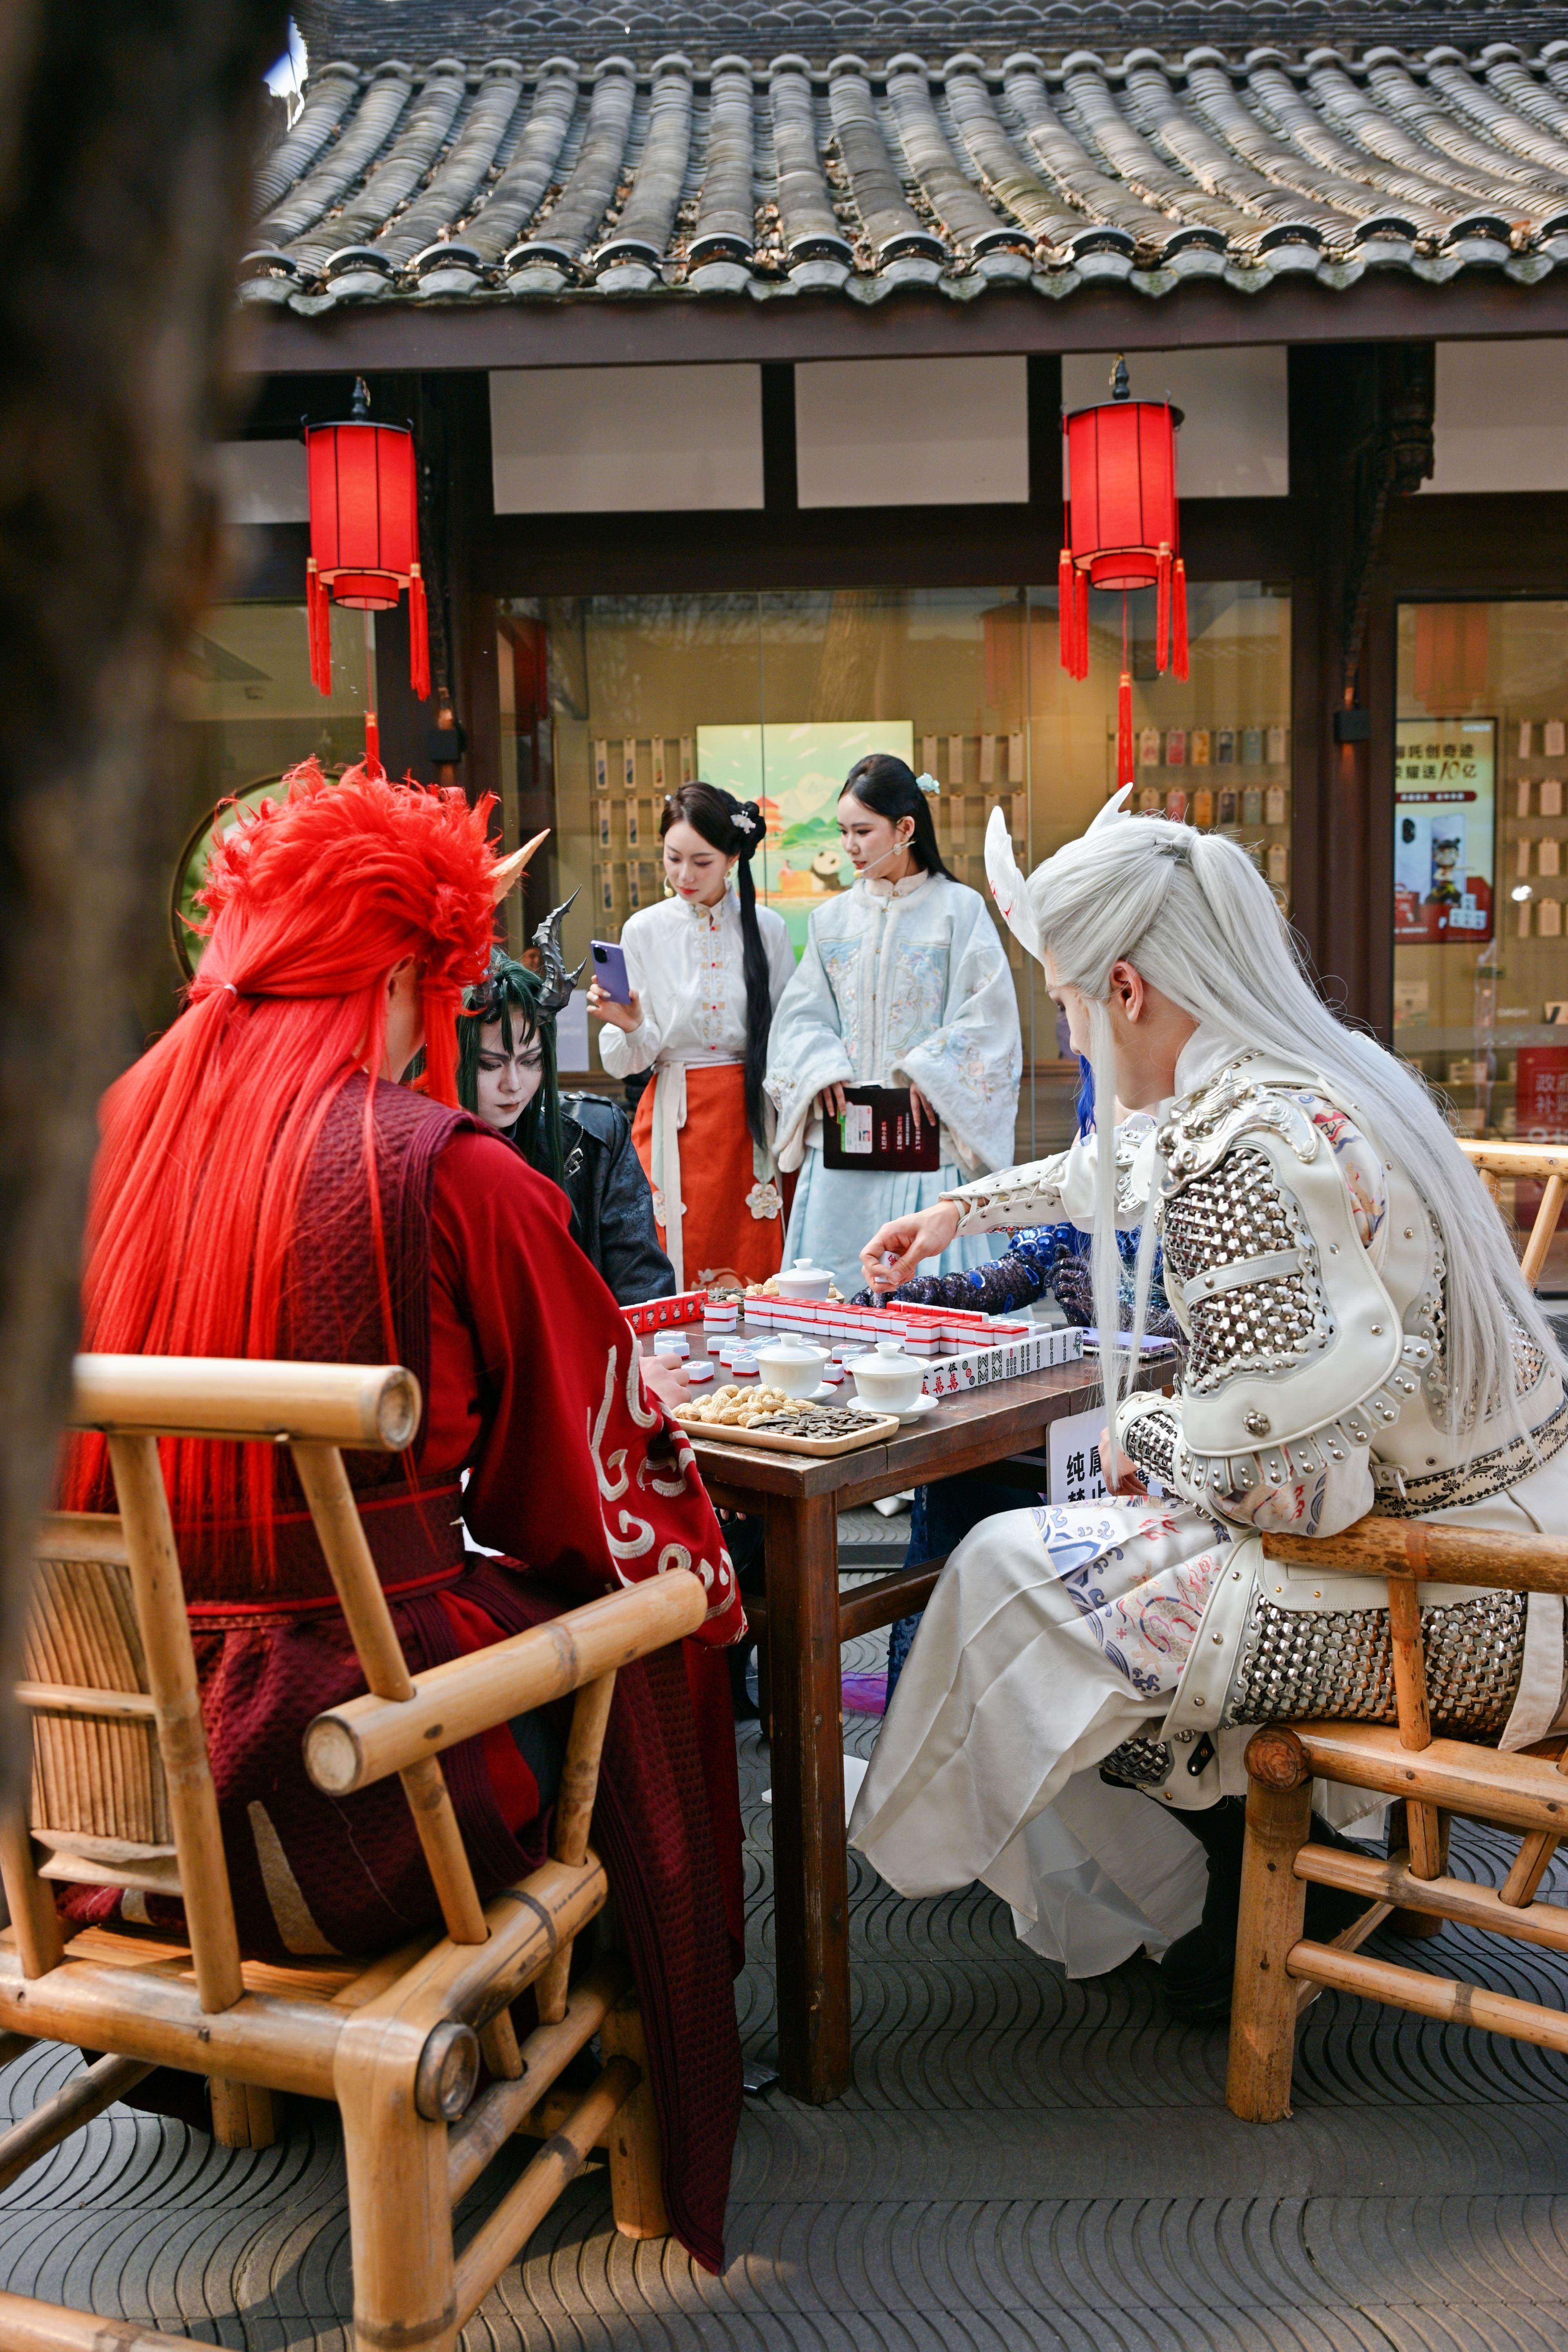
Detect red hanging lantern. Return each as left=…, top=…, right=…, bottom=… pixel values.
left=305, top=377, right=431, bottom=767
left=1059, top=358, right=1187, bottom=793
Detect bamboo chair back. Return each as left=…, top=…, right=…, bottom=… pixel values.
left=24, top=1529, right=171, bottom=1864
left=1461, top=1137, right=1568, bottom=1287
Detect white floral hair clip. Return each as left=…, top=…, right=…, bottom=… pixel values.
left=915, top=771, right=941, bottom=796
left=733, top=808, right=758, bottom=835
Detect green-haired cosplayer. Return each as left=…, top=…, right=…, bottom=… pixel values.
left=457, top=905, right=674, bottom=1308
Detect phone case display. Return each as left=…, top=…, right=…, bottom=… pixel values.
left=1120, top=707, right=1291, bottom=908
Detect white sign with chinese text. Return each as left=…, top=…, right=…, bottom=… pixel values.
left=1049, top=1407, right=1108, bottom=1505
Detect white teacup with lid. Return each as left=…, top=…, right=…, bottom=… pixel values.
left=773, top=1257, right=834, bottom=1301
left=755, top=1334, right=828, bottom=1399
left=848, top=1338, right=926, bottom=1416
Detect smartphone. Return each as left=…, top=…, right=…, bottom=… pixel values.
left=590, top=938, right=633, bottom=1004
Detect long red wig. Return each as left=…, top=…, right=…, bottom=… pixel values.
left=67, top=759, right=499, bottom=1532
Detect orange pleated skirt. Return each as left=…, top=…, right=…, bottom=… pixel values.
left=631, top=1062, right=783, bottom=1290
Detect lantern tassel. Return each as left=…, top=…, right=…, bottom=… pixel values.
left=1073, top=568, right=1089, bottom=681
left=1155, top=543, right=1172, bottom=675
left=307, top=562, right=332, bottom=697
left=1058, top=548, right=1075, bottom=675
left=1117, top=669, right=1134, bottom=789
left=1172, top=558, right=1189, bottom=681
left=408, top=564, right=431, bottom=701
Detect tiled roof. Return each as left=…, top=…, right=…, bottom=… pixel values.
left=242, top=40, right=1568, bottom=310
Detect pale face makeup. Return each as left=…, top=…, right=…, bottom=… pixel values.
left=662, top=818, right=736, bottom=907
left=473, top=1016, right=544, bottom=1130
left=837, top=794, right=916, bottom=884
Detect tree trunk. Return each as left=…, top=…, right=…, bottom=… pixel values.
left=0, top=1, right=287, bottom=1802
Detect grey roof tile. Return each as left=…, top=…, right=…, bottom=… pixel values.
left=241, top=39, right=1568, bottom=308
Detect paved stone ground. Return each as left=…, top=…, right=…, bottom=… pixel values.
left=7, top=1568, right=1568, bottom=2351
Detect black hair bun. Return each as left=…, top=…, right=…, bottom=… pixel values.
left=730, top=799, right=765, bottom=858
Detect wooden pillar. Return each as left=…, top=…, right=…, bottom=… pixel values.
left=1287, top=342, right=1432, bottom=1038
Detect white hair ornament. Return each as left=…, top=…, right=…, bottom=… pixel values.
left=915, top=771, right=940, bottom=796
left=983, top=782, right=1134, bottom=966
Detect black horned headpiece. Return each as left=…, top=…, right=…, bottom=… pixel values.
left=532, top=890, right=586, bottom=1018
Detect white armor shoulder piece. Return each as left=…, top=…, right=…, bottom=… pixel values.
left=1158, top=1056, right=1403, bottom=1457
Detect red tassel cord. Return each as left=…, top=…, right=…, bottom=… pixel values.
left=1172, top=558, right=1189, bottom=681
left=1058, top=547, right=1076, bottom=675
left=1155, top=544, right=1172, bottom=675
left=1073, top=568, right=1089, bottom=681
left=408, top=564, right=431, bottom=701
left=1116, top=593, right=1134, bottom=788
left=1117, top=671, right=1134, bottom=788
left=306, top=563, right=332, bottom=696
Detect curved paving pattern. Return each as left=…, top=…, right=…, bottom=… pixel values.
left=245, top=40, right=1568, bottom=311
left=9, top=1600, right=1568, bottom=2347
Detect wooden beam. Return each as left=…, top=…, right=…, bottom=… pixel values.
left=1274, top=1723, right=1568, bottom=1835
left=239, top=271, right=1568, bottom=379
left=1261, top=1515, right=1568, bottom=1592
left=836, top=1559, right=947, bottom=1642
left=446, top=1964, right=622, bottom=2202
left=1286, top=1939, right=1568, bottom=2056
left=1295, top=1840, right=1568, bottom=1952
left=304, top=1573, right=706, bottom=1795
left=0, top=2292, right=195, bottom=2352
left=452, top=2060, right=640, bottom=2325
left=73, top=1356, right=417, bottom=1449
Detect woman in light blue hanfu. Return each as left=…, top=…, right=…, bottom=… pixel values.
left=764, top=754, right=1022, bottom=1299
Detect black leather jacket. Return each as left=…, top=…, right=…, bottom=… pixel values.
left=555, top=1091, right=674, bottom=1307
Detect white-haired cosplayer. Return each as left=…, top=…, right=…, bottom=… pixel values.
left=848, top=789, right=1568, bottom=2010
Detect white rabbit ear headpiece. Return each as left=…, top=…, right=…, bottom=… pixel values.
left=983, top=783, right=1134, bottom=966
left=984, top=805, right=1043, bottom=962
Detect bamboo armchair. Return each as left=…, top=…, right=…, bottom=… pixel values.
left=0, top=1354, right=708, bottom=2352
left=1227, top=1515, right=1568, bottom=2120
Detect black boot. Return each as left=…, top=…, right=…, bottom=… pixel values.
left=1158, top=1797, right=1247, bottom=2022
left=1158, top=1802, right=1377, bottom=2023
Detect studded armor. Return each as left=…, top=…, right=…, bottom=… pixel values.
left=1098, top=1735, right=1175, bottom=1789
left=1222, top=1587, right=1527, bottom=1735
left=1161, top=1145, right=1333, bottom=1396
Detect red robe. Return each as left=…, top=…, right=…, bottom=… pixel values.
left=65, top=1089, right=745, bottom=2272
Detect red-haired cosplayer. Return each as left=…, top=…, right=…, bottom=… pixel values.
left=64, top=760, right=745, bottom=2271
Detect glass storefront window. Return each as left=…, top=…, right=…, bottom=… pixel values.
left=174, top=600, right=373, bottom=809
left=1395, top=599, right=1568, bottom=1290
left=498, top=583, right=1291, bottom=1157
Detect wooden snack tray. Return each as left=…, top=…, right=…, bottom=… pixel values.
left=677, top=1406, right=902, bottom=1457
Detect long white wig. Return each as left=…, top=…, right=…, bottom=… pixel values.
left=987, top=799, right=1561, bottom=1452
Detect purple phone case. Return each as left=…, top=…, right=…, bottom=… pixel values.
left=590, top=938, right=632, bottom=1004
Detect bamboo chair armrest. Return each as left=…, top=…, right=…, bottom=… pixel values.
left=304, top=1569, right=709, bottom=1795
left=1261, top=1514, right=1568, bottom=1594
left=68, top=1355, right=418, bottom=1449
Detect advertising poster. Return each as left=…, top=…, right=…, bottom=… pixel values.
left=1393, top=716, right=1496, bottom=945
left=696, top=720, right=915, bottom=955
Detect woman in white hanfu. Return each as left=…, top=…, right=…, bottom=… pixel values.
left=765, top=755, right=1022, bottom=1299
left=593, top=782, right=797, bottom=1292
left=848, top=789, right=1568, bottom=2013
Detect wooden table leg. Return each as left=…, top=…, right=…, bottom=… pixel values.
left=763, top=1489, right=850, bottom=2105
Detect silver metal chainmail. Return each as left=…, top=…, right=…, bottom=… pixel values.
left=1122, top=1408, right=1180, bottom=1490
left=1161, top=1145, right=1332, bottom=1395
left=1222, top=1587, right=1527, bottom=1733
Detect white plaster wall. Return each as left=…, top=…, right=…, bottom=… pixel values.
left=793, top=355, right=1029, bottom=507
left=1425, top=341, right=1568, bottom=492
left=1062, top=346, right=1289, bottom=496
left=490, top=364, right=764, bottom=511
